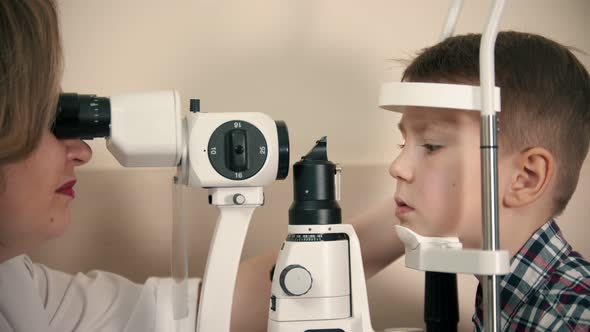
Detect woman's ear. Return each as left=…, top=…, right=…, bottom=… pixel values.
left=504, top=147, right=554, bottom=208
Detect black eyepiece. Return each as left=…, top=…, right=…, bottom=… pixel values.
left=288, top=137, right=341, bottom=225
left=52, top=93, right=111, bottom=139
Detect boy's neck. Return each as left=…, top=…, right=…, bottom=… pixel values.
left=474, top=211, right=553, bottom=285
left=501, top=208, right=553, bottom=258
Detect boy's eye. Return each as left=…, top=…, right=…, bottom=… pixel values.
left=421, top=144, right=442, bottom=153
left=397, top=143, right=406, bottom=149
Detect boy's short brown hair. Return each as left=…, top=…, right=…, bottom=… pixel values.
left=402, top=31, right=590, bottom=216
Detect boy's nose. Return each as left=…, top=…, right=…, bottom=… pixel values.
left=389, top=152, right=413, bottom=182
left=63, top=139, right=93, bottom=166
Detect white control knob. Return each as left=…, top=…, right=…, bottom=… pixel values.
left=233, top=193, right=246, bottom=205
left=279, top=264, right=313, bottom=296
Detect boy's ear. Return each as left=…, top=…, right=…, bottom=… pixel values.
left=504, top=147, right=554, bottom=208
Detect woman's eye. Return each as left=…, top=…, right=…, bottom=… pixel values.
left=397, top=143, right=406, bottom=149
left=421, top=144, right=442, bottom=153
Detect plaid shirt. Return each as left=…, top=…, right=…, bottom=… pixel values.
left=473, top=219, right=590, bottom=331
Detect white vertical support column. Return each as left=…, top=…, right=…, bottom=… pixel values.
left=439, top=0, right=465, bottom=41
left=196, top=187, right=262, bottom=332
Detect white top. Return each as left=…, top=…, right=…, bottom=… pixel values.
left=378, top=82, right=501, bottom=113
left=0, top=255, right=199, bottom=332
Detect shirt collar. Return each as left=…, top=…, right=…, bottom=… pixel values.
left=472, top=219, right=571, bottom=329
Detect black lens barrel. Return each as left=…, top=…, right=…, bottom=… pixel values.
left=288, top=137, right=341, bottom=225
left=53, top=93, right=111, bottom=139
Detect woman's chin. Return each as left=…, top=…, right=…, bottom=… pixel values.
left=45, top=213, right=70, bottom=239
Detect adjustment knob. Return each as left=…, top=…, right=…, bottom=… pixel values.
left=189, top=99, right=200, bottom=113
left=233, top=193, right=246, bottom=205
left=227, top=129, right=247, bottom=172
left=208, top=120, right=267, bottom=180
left=279, top=264, right=313, bottom=296
left=275, top=121, right=290, bottom=180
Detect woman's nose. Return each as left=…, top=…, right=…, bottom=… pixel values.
left=389, top=150, right=413, bottom=183
left=63, top=139, right=93, bottom=166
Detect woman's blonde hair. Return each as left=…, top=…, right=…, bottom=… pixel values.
left=0, top=0, right=63, bottom=171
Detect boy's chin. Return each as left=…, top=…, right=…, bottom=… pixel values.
left=398, top=218, right=415, bottom=230
left=398, top=220, right=427, bottom=236
left=400, top=221, right=460, bottom=239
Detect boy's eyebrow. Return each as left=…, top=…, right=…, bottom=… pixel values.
left=397, top=118, right=458, bottom=134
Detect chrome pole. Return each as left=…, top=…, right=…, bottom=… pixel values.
left=481, top=114, right=501, bottom=331
left=479, top=0, right=506, bottom=331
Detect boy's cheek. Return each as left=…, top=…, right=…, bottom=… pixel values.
left=458, top=222, right=483, bottom=249
left=454, top=192, right=484, bottom=248
left=413, top=201, right=460, bottom=237
left=436, top=177, right=479, bottom=237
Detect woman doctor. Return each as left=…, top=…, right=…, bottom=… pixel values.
left=0, top=1, right=401, bottom=331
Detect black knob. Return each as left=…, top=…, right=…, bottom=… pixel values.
left=190, top=99, right=200, bottom=113
left=275, top=121, right=290, bottom=180
left=226, top=129, right=248, bottom=172
left=208, top=120, right=267, bottom=180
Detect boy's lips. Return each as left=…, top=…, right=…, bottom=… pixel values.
left=56, top=180, right=77, bottom=198
left=395, top=196, right=415, bottom=217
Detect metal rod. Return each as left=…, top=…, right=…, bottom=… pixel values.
left=481, top=114, right=501, bottom=331
left=480, top=1, right=506, bottom=331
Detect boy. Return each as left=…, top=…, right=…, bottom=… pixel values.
left=390, top=31, right=590, bottom=330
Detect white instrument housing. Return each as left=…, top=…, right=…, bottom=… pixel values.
left=107, top=91, right=183, bottom=167
left=268, top=224, right=374, bottom=332
left=98, top=90, right=289, bottom=332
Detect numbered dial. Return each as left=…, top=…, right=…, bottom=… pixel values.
left=279, top=264, right=313, bottom=296
left=208, top=120, right=268, bottom=180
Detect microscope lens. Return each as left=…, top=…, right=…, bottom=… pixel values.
left=53, top=93, right=111, bottom=139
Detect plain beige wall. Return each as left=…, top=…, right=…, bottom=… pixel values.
left=32, top=1, right=590, bottom=331
left=57, top=0, right=590, bottom=168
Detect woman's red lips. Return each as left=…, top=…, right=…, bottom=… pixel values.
left=56, top=180, right=77, bottom=198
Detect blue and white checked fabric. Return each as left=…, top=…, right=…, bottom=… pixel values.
left=472, top=219, right=590, bottom=331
